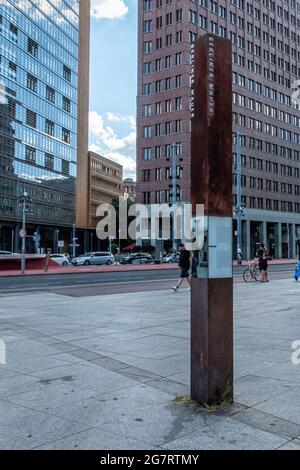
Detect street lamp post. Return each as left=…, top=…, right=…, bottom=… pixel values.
left=21, top=197, right=26, bottom=274
left=171, top=143, right=178, bottom=253
left=56, top=229, right=59, bottom=254
left=72, top=224, right=76, bottom=259
left=168, top=143, right=182, bottom=253
left=18, top=191, right=32, bottom=275
left=108, top=235, right=114, bottom=254
left=90, top=232, right=94, bottom=252
left=233, top=132, right=244, bottom=263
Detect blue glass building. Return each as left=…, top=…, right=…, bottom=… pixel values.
left=0, top=0, right=89, bottom=253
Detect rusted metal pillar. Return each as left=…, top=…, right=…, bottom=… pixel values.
left=190, top=34, right=233, bottom=405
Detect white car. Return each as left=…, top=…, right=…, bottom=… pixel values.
left=163, top=253, right=180, bottom=264
left=50, top=254, right=71, bottom=267
left=72, top=252, right=115, bottom=266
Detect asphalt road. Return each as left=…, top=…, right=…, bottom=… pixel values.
left=0, top=264, right=295, bottom=297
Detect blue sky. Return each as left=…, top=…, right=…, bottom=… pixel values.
left=89, top=0, right=138, bottom=179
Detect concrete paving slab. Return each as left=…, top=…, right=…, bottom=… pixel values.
left=0, top=400, right=88, bottom=449
left=0, top=374, right=45, bottom=400
left=33, top=428, right=157, bottom=450
left=101, top=402, right=222, bottom=447
left=234, top=375, right=294, bottom=406
left=0, top=279, right=299, bottom=449
left=31, top=362, right=140, bottom=395
left=162, top=417, right=288, bottom=450
left=233, top=408, right=300, bottom=439
left=277, top=439, right=300, bottom=450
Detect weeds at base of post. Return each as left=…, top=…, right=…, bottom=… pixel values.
left=173, top=384, right=233, bottom=413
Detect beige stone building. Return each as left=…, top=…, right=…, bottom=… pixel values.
left=88, top=152, right=123, bottom=230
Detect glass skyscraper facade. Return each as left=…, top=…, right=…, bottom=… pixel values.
left=0, top=0, right=81, bottom=252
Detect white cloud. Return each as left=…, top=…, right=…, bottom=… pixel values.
left=89, top=111, right=136, bottom=179
left=91, top=0, right=128, bottom=20
left=106, top=112, right=136, bottom=130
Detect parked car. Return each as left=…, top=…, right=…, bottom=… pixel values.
left=162, top=252, right=180, bottom=264
left=121, top=253, right=154, bottom=265
left=0, top=251, right=19, bottom=256
left=72, top=252, right=115, bottom=266
left=50, top=254, right=71, bottom=267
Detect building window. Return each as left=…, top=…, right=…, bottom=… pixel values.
left=45, top=153, right=54, bottom=170
left=10, top=23, right=18, bottom=42
left=144, top=104, right=151, bottom=116
left=143, top=126, right=151, bottom=138
left=28, top=38, right=38, bottom=57
left=62, top=96, right=71, bottom=113
left=143, top=19, right=152, bottom=33
left=155, top=146, right=162, bottom=159
left=46, top=86, right=55, bottom=103
left=176, top=31, right=182, bottom=43
left=10, top=23, right=17, bottom=34
left=7, top=98, right=16, bottom=119
left=175, top=75, right=182, bottom=88
left=143, top=148, right=152, bottom=160
left=176, top=9, right=182, bottom=22
left=175, top=120, right=182, bottom=133
left=25, top=146, right=36, bottom=163
left=61, top=159, right=70, bottom=175
left=175, top=52, right=182, bottom=66
left=175, top=97, right=182, bottom=110
left=143, top=83, right=152, bottom=95
left=62, top=128, right=70, bottom=144
left=26, top=109, right=37, bottom=128
left=45, top=119, right=55, bottom=136
left=142, top=169, right=150, bottom=182
left=144, top=0, right=152, bottom=12
left=27, top=73, right=37, bottom=93
left=143, top=41, right=152, bottom=53
left=63, top=65, right=71, bottom=82
left=9, top=61, right=17, bottom=80
left=143, top=192, right=151, bottom=204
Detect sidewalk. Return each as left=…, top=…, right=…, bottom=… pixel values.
left=0, top=258, right=297, bottom=277
left=0, top=279, right=300, bottom=449
left=0, top=263, right=177, bottom=277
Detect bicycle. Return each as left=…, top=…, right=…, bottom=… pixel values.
left=243, top=261, right=260, bottom=283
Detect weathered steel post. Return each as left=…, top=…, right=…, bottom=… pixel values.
left=190, top=34, right=233, bottom=405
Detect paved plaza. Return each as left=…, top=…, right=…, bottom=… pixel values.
left=0, top=279, right=300, bottom=450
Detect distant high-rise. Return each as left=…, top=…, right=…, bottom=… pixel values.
left=0, top=0, right=90, bottom=253
left=137, top=0, right=300, bottom=258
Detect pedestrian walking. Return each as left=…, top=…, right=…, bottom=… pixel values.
left=294, top=255, right=300, bottom=281
left=256, top=242, right=269, bottom=283
left=237, top=245, right=243, bottom=266
left=172, top=243, right=191, bottom=293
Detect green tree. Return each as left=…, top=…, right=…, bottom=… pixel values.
left=111, top=197, right=135, bottom=250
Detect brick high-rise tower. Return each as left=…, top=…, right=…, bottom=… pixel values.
left=137, top=0, right=300, bottom=259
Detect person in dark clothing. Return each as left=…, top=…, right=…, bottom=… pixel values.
left=172, top=243, right=191, bottom=292
left=256, top=242, right=269, bottom=283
